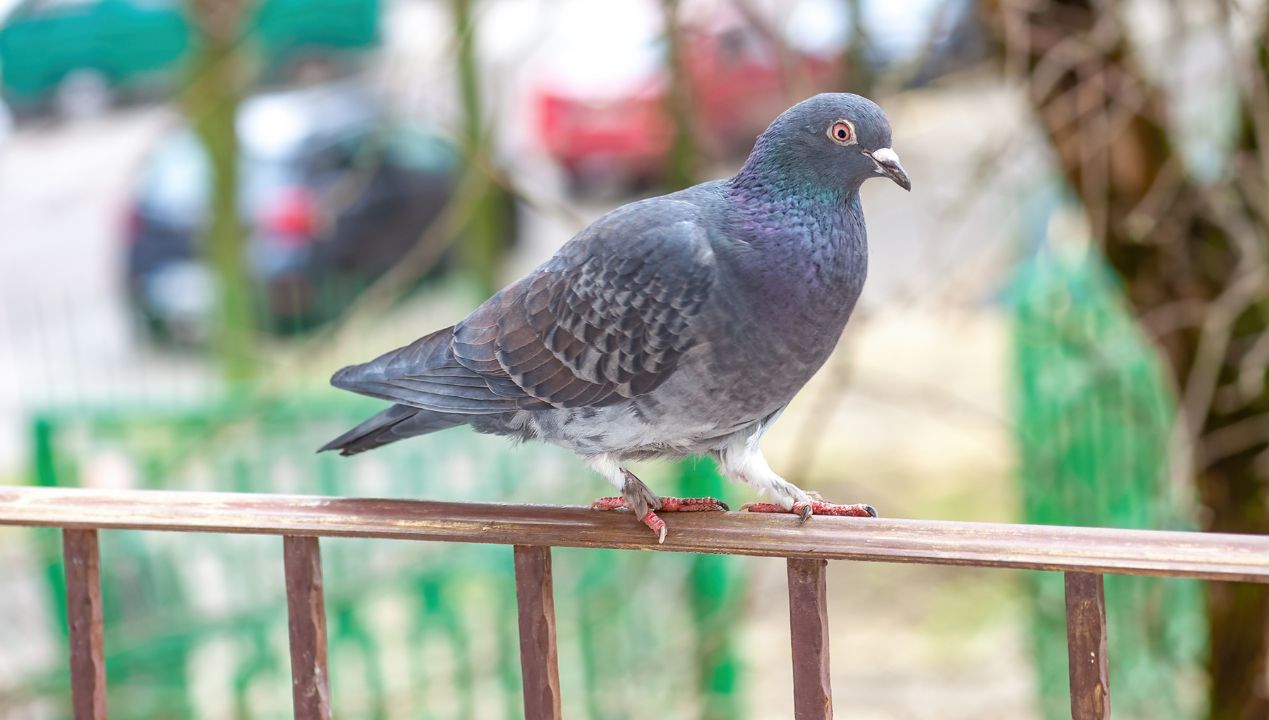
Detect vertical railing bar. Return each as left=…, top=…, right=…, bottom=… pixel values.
left=63, top=528, right=107, bottom=720
left=787, top=557, right=833, bottom=719
left=1065, top=572, right=1111, bottom=719
left=513, top=545, right=563, bottom=720
left=283, top=535, right=331, bottom=720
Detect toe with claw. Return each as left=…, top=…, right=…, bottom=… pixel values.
left=591, top=494, right=730, bottom=544
left=742, top=500, right=878, bottom=521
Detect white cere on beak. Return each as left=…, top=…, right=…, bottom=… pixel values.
left=870, top=147, right=900, bottom=173
left=865, top=147, right=911, bottom=191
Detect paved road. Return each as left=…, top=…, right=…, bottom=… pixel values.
left=0, top=108, right=195, bottom=474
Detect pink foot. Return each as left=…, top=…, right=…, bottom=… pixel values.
left=741, top=500, right=877, bottom=521
left=591, top=496, right=729, bottom=543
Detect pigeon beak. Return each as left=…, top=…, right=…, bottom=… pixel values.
left=867, top=148, right=911, bottom=191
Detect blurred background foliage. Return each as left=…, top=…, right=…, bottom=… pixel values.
left=0, top=0, right=1265, bottom=718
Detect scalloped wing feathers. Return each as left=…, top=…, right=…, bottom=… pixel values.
left=455, top=204, right=715, bottom=407
left=331, top=201, right=716, bottom=413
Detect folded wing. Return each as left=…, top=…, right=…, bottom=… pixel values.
left=331, top=199, right=717, bottom=413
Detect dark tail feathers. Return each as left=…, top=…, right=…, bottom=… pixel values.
left=318, top=404, right=466, bottom=456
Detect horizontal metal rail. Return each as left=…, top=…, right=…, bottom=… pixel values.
left=3, top=486, right=1269, bottom=582
left=4, top=484, right=1269, bottom=720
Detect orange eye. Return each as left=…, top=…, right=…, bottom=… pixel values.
left=828, top=120, right=854, bottom=144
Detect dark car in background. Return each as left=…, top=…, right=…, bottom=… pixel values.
left=124, top=81, right=462, bottom=343
left=0, top=0, right=379, bottom=117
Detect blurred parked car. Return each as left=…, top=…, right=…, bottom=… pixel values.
left=124, top=82, right=463, bottom=343
left=531, top=0, right=983, bottom=193
left=531, top=0, right=843, bottom=194
left=0, top=0, right=379, bottom=117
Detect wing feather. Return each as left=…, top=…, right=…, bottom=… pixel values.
left=451, top=201, right=716, bottom=407
left=333, top=198, right=717, bottom=414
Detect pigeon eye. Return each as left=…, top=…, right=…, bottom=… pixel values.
left=828, top=120, right=855, bottom=145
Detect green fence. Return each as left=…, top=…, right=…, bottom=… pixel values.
left=13, top=395, right=746, bottom=719
left=1011, top=245, right=1206, bottom=719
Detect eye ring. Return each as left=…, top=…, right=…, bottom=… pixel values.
left=828, top=119, right=856, bottom=146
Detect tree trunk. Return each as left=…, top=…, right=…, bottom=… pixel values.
left=986, top=1, right=1269, bottom=717
left=661, top=0, right=698, bottom=190
left=450, top=0, right=514, bottom=297
left=184, top=0, right=255, bottom=385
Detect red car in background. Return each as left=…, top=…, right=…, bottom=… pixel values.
left=536, top=78, right=672, bottom=193
left=681, top=20, right=840, bottom=158
left=533, top=1, right=843, bottom=194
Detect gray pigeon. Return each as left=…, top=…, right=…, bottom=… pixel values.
left=321, top=93, right=909, bottom=542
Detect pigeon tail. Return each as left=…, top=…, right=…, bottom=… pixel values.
left=328, top=326, right=522, bottom=414
left=319, top=404, right=466, bottom=456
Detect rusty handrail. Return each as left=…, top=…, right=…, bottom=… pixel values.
left=3, top=485, right=1269, bottom=582
left=6, top=485, right=1267, bottom=720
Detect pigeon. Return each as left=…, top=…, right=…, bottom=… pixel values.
left=321, top=93, right=910, bottom=542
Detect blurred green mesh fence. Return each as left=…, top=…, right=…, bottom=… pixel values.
left=1011, top=245, right=1207, bottom=720
left=13, top=396, right=746, bottom=719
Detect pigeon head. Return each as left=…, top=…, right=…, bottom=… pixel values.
left=738, top=93, right=910, bottom=194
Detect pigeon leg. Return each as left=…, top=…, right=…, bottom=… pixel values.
left=586, top=456, right=728, bottom=543
left=718, top=442, right=876, bottom=522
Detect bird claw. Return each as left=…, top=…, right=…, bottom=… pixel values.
left=741, top=500, right=878, bottom=520
left=591, top=495, right=729, bottom=543
left=657, top=496, right=730, bottom=512
left=641, top=511, right=668, bottom=544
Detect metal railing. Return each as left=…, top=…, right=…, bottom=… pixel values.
left=4, top=485, right=1269, bottom=720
